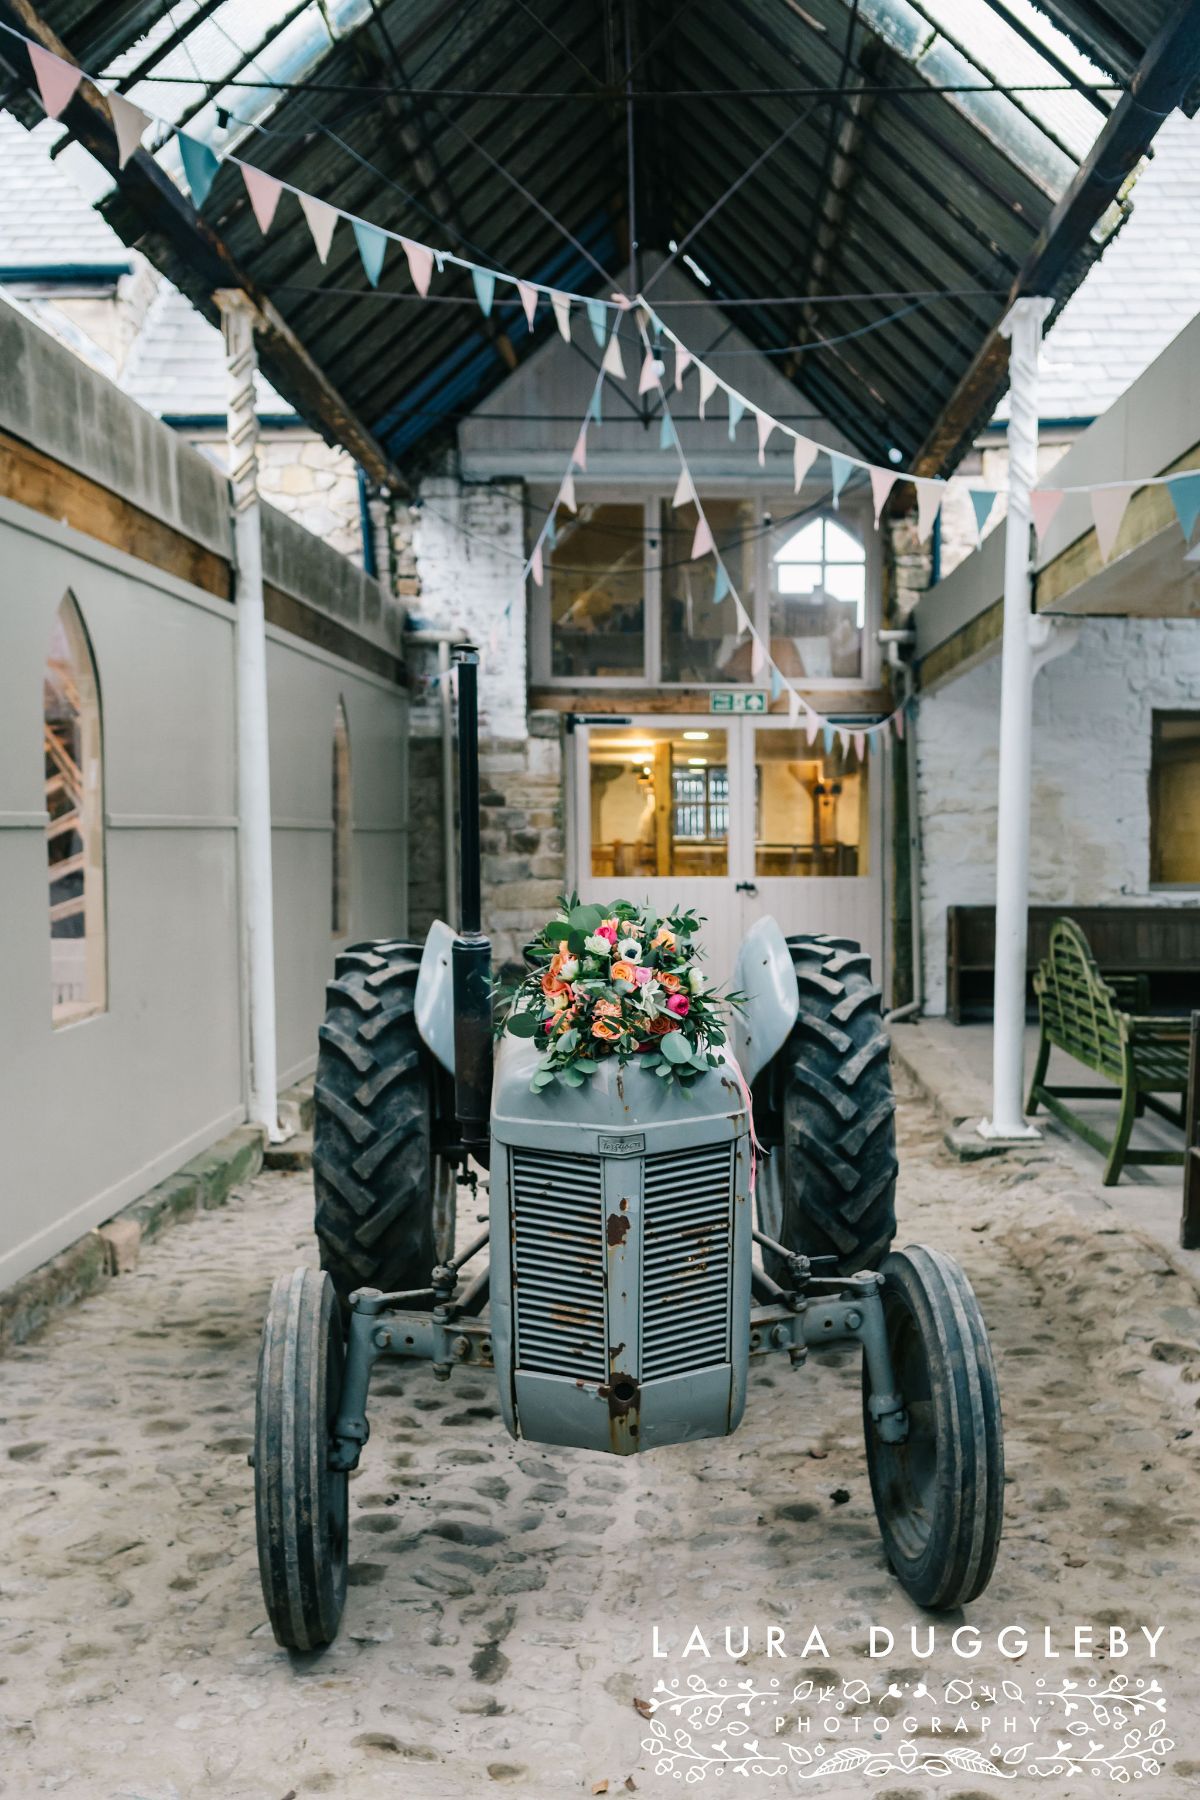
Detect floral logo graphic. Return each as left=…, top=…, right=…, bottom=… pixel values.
left=639, top=1673, right=1173, bottom=1782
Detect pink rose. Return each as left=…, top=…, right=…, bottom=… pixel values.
left=596, top=924, right=618, bottom=945
left=666, top=993, right=690, bottom=1017
left=633, top=965, right=652, bottom=986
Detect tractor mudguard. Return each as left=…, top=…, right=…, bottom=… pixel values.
left=414, top=918, right=456, bottom=1076
left=732, top=915, right=800, bottom=1086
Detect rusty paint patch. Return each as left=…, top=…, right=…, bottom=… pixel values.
left=606, top=1212, right=630, bottom=1247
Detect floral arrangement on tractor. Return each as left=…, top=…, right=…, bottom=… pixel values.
left=499, top=897, right=741, bottom=1093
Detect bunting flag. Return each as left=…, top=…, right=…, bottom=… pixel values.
left=586, top=298, right=608, bottom=348
left=1030, top=487, right=1065, bottom=543
left=1091, top=483, right=1136, bottom=563
left=517, top=280, right=539, bottom=329
left=672, top=468, right=693, bottom=509
left=675, top=345, right=692, bottom=390
left=822, top=724, right=835, bottom=756
left=829, top=452, right=853, bottom=509
left=870, top=466, right=898, bottom=527
left=1168, top=471, right=1200, bottom=540
left=638, top=351, right=658, bottom=395
left=658, top=410, right=673, bottom=450
left=588, top=385, right=603, bottom=424
left=756, top=411, right=775, bottom=466
left=712, top=563, right=730, bottom=604
left=472, top=267, right=496, bottom=317
left=969, top=487, right=998, bottom=544
left=788, top=687, right=802, bottom=724
left=915, top=478, right=945, bottom=544
left=530, top=542, right=544, bottom=586
left=558, top=472, right=577, bottom=513
left=108, top=90, right=151, bottom=167
left=854, top=731, right=866, bottom=761
left=770, top=663, right=783, bottom=702
left=893, top=708, right=905, bottom=741
left=601, top=334, right=626, bottom=379
left=571, top=426, right=588, bottom=472
left=28, top=42, right=82, bottom=119
left=241, top=163, right=282, bottom=235
left=353, top=219, right=388, bottom=287
left=751, top=636, right=766, bottom=677
left=698, top=364, right=718, bottom=419
left=551, top=291, right=571, bottom=342
left=178, top=132, right=220, bottom=208
left=300, top=192, right=338, bottom=263
left=726, top=392, right=746, bottom=442
left=544, top=512, right=558, bottom=551
left=805, top=709, right=819, bottom=747
left=691, top=515, right=715, bottom=560
left=793, top=435, right=818, bottom=493
left=401, top=237, right=434, bottom=297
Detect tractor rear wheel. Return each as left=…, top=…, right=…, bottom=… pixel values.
left=863, top=1246, right=1004, bottom=1609
left=254, top=1267, right=349, bottom=1649
left=313, top=939, right=452, bottom=1310
left=763, top=933, right=897, bottom=1282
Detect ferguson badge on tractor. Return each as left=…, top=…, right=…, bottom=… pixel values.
left=254, top=646, right=1004, bottom=1650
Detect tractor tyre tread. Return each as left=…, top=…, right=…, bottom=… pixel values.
left=768, top=932, right=898, bottom=1278
left=313, top=940, right=437, bottom=1307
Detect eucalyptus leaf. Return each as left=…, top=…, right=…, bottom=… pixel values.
left=558, top=1028, right=579, bottom=1054
left=660, top=1030, right=691, bottom=1065
left=567, top=903, right=605, bottom=935
left=507, top=1011, right=543, bottom=1038
left=574, top=1058, right=599, bottom=1073
left=558, top=1066, right=585, bottom=1087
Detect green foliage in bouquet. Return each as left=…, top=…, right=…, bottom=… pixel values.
left=497, top=895, right=742, bottom=1094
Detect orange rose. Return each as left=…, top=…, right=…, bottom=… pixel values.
left=542, top=970, right=570, bottom=998
left=611, top=960, right=636, bottom=983
left=553, top=1005, right=578, bottom=1035
left=593, top=997, right=621, bottom=1019
left=652, top=927, right=675, bottom=951
left=658, top=972, right=682, bottom=994
left=649, top=1015, right=674, bottom=1036
left=592, top=1018, right=622, bottom=1041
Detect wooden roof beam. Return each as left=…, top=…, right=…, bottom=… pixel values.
left=0, top=0, right=411, bottom=497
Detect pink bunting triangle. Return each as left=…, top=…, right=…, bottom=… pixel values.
left=691, top=515, right=715, bottom=560
left=893, top=709, right=905, bottom=742
left=915, top=478, right=944, bottom=544
left=530, top=542, right=544, bottom=586
left=793, top=435, right=818, bottom=493
left=750, top=637, right=766, bottom=677
left=638, top=351, right=658, bottom=395
left=733, top=598, right=751, bottom=635
left=870, top=465, right=898, bottom=527
left=1091, top=484, right=1136, bottom=563
left=571, top=427, right=588, bottom=473
left=698, top=365, right=718, bottom=419
left=551, top=292, right=571, bottom=342
left=675, top=345, right=692, bottom=390
left=672, top=468, right=693, bottom=509
left=240, top=163, right=282, bottom=235
left=108, top=89, right=151, bottom=167
left=300, top=192, right=338, bottom=264
left=756, top=411, right=776, bottom=466
left=558, top=472, right=577, bottom=514
left=28, top=43, right=82, bottom=120
left=1031, top=487, right=1065, bottom=543
left=400, top=238, right=433, bottom=297
left=602, top=335, right=626, bottom=380
left=517, top=280, right=539, bottom=328
left=854, top=731, right=866, bottom=761
left=805, top=708, right=819, bottom=747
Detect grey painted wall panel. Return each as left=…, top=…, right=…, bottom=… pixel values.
left=0, top=496, right=409, bottom=1292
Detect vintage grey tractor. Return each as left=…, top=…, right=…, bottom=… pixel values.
left=254, top=646, right=1003, bottom=1651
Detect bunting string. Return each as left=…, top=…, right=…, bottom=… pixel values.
left=10, top=18, right=1200, bottom=572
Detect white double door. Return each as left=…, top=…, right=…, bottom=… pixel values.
left=569, top=714, right=886, bottom=992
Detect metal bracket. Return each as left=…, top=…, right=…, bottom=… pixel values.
left=749, top=1278, right=908, bottom=1444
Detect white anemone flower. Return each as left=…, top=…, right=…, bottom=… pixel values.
left=616, top=938, right=642, bottom=962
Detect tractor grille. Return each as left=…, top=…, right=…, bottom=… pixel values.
left=641, top=1143, right=733, bottom=1380
left=511, top=1149, right=606, bottom=1381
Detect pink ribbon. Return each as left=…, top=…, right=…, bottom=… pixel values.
left=723, top=1048, right=765, bottom=1201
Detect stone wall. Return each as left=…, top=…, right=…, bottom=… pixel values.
left=917, top=616, right=1200, bottom=1013
left=255, top=435, right=363, bottom=565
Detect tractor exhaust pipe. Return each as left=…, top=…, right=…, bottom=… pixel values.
left=450, top=645, right=492, bottom=1160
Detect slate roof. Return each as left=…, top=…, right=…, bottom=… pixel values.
left=119, top=279, right=290, bottom=418
left=0, top=112, right=125, bottom=267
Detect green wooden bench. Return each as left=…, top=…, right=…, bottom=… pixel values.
left=1028, top=917, right=1190, bottom=1185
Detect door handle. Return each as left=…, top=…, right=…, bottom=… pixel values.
left=736, top=881, right=758, bottom=894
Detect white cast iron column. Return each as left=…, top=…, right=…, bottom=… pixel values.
left=980, top=295, right=1054, bottom=1141
left=216, top=290, right=281, bottom=1138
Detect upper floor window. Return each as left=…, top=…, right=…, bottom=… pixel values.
left=332, top=699, right=351, bottom=935
left=1150, top=711, right=1200, bottom=885
left=533, top=491, right=874, bottom=688
left=45, top=594, right=106, bottom=1023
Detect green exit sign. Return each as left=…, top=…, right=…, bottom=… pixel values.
left=710, top=689, right=767, bottom=714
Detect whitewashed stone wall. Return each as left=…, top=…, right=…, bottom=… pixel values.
left=918, top=617, right=1200, bottom=1014
left=255, top=436, right=363, bottom=565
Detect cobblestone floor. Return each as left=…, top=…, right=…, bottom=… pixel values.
left=3, top=1072, right=1200, bottom=1798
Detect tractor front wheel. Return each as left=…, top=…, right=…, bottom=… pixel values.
left=254, top=1267, right=349, bottom=1649
left=863, top=1246, right=1004, bottom=1610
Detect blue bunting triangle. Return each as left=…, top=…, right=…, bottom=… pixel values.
left=970, top=487, right=998, bottom=539
left=1168, top=472, right=1200, bottom=540
left=659, top=411, right=674, bottom=450
left=727, top=393, right=745, bottom=441
left=822, top=724, right=835, bottom=756
left=829, top=453, right=853, bottom=509
left=472, top=267, right=496, bottom=317
left=712, top=563, right=730, bottom=604
left=353, top=219, right=388, bottom=288
left=770, top=664, right=782, bottom=702
left=588, top=385, right=603, bottom=425
left=586, top=298, right=608, bottom=348
left=178, top=133, right=219, bottom=208
left=544, top=513, right=558, bottom=550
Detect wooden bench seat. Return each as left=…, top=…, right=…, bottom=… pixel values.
left=1028, top=918, right=1190, bottom=1185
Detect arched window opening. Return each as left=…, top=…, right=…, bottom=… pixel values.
left=45, top=594, right=106, bottom=1022
left=769, top=514, right=867, bottom=681
left=332, top=699, right=351, bottom=936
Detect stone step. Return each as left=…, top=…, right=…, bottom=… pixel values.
left=263, top=1131, right=313, bottom=1172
